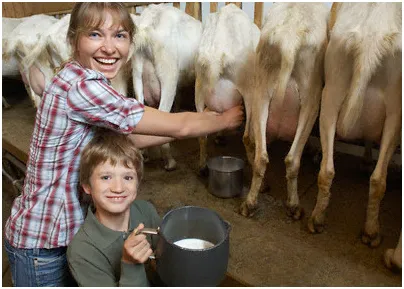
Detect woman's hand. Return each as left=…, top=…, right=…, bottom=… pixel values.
left=134, top=104, right=245, bottom=139
left=217, top=105, right=245, bottom=130
left=121, top=223, right=153, bottom=264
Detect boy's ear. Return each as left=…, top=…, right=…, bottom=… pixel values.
left=82, top=184, right=92, bottom=195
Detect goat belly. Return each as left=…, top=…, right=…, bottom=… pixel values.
left=142, top=60, right=161, bottom=108
left=205, top=79, right=242, bottom=113
left=28, top=65, right=46, bottom=96
left=3, top=56, right=20, bottom=77
left=266, top=80, right=300, bottom=142
left=336, top=86, right=386, bottom=143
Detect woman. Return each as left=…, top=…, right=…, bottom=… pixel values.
left=4, top=3, right=244, bottom=286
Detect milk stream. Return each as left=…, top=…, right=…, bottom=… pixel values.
left=174, top=238, right=215, bottom=250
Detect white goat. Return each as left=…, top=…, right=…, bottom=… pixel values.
left=308, top=3, right=401, bottom=255
left=2, top=17, right=25, bottom=78
left=21, top=14, right=71, bottom=103
left=2, top=17, right=25, bottom=108
left=195, top=4, right=260, bottom=172
left=2, top=14, right=58, bottom=107
left=240, top=3, right=329, bottom=218
left=131, top=4, right=203, bottom=171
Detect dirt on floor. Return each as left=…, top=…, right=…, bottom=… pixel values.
left=2, top=87, right=402, bottom=286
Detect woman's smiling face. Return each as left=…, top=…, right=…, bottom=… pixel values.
left=75, top=10, right=130, bottom=80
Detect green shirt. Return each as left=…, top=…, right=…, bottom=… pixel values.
left=67, top=200, right=161, bottom=287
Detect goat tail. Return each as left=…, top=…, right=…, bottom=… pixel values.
left=2, top=39, right=11, bottom=61
left=274, top=46, right=296, bottom=106
left=133, top=26, right=151, bottom=51
left=21, top=35, right=48, bottom=71
left=340, top=32, right=399, bottom=134
left=196, top=53, right=222, bottom=94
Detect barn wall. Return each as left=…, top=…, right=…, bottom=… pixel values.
left=2, top=2, right=156, bottom=17
left=2, top=2, right=333, bottom=27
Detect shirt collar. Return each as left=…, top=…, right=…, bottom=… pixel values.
left=82, top=204, right=137, bottom=249
left=69, top=60, right=111, bottom=84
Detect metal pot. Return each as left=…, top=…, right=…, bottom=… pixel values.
left=140, top=206, right=231, bottom=287
left=207, top=156, right=244, bottom=198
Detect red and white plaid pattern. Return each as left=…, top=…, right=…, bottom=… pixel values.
left=5, top=61, right=144, bottom=249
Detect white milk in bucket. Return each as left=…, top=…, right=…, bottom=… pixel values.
left=174, top=238, right=215, bottom=250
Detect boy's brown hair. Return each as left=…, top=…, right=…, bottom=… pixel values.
left=80, top=128, right=143, bottom=188
left=67, top=2, right=135, bottom=57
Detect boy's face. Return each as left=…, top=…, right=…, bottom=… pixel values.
left=83, top=160, right=138, bottom=216
left=76, top=10, right=131, bottom=80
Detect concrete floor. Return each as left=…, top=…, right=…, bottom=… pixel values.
left=2, top=84, right=402, bottom=286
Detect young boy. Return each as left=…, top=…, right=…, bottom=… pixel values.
left=67, top=129, right=161, bottom=286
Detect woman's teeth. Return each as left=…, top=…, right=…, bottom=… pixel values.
left=96, top=58, right=117, bottom=65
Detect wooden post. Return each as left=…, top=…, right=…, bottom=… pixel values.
left=185, top=2, right=201, bottom=21
left=3, top=3, right=26, bottom=18
left=210, top=2, right=218, bottom=13
left=225, top=2, right=242, bottom=9
left=173, top=2, right=180, bottom=9
left=254, top=2, right=264, bottom=28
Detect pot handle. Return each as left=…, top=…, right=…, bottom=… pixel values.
left=138, top=227, right=160, bottom=235
left=223, top=220, right=232, bottom=232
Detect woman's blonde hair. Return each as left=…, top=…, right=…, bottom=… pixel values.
left=67, top=2, right=135, bottom=57
left=80, top=128, right=143, bottom=188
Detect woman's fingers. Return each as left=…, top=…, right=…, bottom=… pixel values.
left=223, top=105, right=244, bottom=129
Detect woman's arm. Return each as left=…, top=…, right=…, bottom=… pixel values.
left=132, top=105, right=244, bottom=139
left=68, top=75, right=243, bottom=140
left=128, top=134, right=175, bottom=149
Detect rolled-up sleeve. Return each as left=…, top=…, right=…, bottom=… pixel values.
left=66, top=73, right=144, bottom=134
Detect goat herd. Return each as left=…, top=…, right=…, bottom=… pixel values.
left=2, top=2, right=402, bottom=273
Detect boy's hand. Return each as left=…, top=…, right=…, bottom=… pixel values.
left=122, top=223, right=153, bottom=264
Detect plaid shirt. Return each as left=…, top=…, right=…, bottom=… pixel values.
left=5, top=61, right=144, bottom=249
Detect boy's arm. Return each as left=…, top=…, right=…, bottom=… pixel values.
left=67, top=243, right=117, bottom=286
left=68, top=240, right=149, bottom=287
left=120, top=262, right=149, bottom=287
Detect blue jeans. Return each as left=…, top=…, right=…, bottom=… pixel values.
left=4, top=239, right=77, bottom=287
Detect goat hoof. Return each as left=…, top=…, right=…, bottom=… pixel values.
left=214, top=135, right=226, bottom=146
left=308, top=216, right=325, bottom=234
left=287, top=206, right=304, bottom=220
left=362, top=231, right=382, bottom=247
left=164, top=159, right=177, bottom=171
left=199, top=166, right=209, bottom=177
left=384, top=249, right=402, bottom=273
left=239, top=201, right=258, bottom=217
